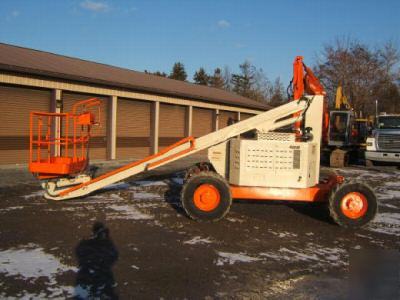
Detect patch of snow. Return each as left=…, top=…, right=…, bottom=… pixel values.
left=136, top=202, right=165, bottom=208
left=376, top=189, right=400, bottom=200
left=108, top=193, right=124, bottom=201
left=384, top=181, right=400, bottom=187
left=0, top=245, right=76, bottom=285
left=216, top=251, right=261, bottom=266
left=279, top=247, right=319, bottom=261
left=1, top=285, right=85, bottom=299
left=101, top=182, right=130, bottom=191
left=73, top=285, right=89, bottom=299
left=226, top=217, right=245, bottom=223
left=132, top=191, right=160, bottom=200
left=108, top=205, right=153, bottom=220
left=22, top=190, right=44, bottom=199
left=85, top=194, right=109, bottom=200
left=260, top=243, right=346, bottom=267
left=379, top=203, right=398, bottom=209
left=171, top=177, right=184, bottom=185
left=184, top=236, right=212, bottom=245
left=368, top=212, right=400, bottom=236
left=0, top=206, right=24, bottom=212
left=133, top=180, right=168, bottom=187
left=270, top=231, right=298, bottom=238
left=131, top=265, right=140, bottom=270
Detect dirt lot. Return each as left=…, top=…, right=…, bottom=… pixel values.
left=0, top=161, right=399, bottom=299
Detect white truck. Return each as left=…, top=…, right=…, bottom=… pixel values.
left=366, top=114, right=400, bottom=165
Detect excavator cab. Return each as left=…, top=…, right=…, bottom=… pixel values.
left=328, top=110, right=354, bottom=147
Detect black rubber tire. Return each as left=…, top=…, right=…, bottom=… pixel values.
left=328, top=181, right=378, bottom=228
left=181, top=171, right=232, bottom=222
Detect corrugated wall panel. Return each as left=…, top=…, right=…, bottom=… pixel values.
left=63, top=92, right=108, bottom=160
left=0, top=85, right=51, bottom=164
left=116, top=98, right=151, bottom=159
left=240, top=113, right=255, bottom=120
left=219, top=110, right=237, bottom=129
left=159, top=103, right=185, bottom=149
left=192, top=107, right=213, bottom=137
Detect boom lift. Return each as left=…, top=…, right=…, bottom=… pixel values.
left=29, top=57, right=377, bottom=228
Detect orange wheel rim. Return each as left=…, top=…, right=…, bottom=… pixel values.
left=193, top=184, right=220, bottom=212
left=340, top=192, right=368, bottom=219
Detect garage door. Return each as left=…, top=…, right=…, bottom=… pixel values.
left=192, top=107, right=213, bottom=138
left=117, top=98, right=151, bottom=159
left=63, top=92, right=108, bottom=160
left=219, top=110, right=237, bottom=129
left=0, top=85, right=51, bottom=164
left=240, top=113, right=255, bottom=120
left=159, top=103, right=185, bottom=150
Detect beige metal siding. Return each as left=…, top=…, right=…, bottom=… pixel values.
left=0, top=85, right=51, bottom=164
left=63, top=92, right=108, bottom=160
left=219, top=110, right=237, bottom=129
left=192, top=107, right=213, bottom=137
left=159, top=103, right=185, bottom=150
left=117, top=98, right=151, bottom=159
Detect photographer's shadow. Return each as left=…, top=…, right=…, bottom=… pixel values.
left=74, top=222, right=119, bottom=299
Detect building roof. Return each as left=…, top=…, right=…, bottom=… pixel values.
left=0, top=43, right=271, bottom=111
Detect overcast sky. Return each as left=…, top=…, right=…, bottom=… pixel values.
left=1, top=0, right=399, bottom=85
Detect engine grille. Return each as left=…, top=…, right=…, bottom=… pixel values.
left=377, top=133, right=400, bottom=150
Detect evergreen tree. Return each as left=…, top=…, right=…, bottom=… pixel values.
left=231, top=61, right=254, bottom=97
left=193, top=67, right=209, bottom=85
left=209, top=68, right=225, bottom=88
left=145, top=70, right=167, bottom=77
left=169, top=62, right=187, bottom=81
left=230, top=61, right=271, bottom=102
left=153, top=71, right=167, bottom=77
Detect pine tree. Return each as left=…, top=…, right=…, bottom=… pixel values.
left=193, top=67, right=209, bottom=85
left=231, top=61, right=254, bottom=97
left=209, top=68, right=225, bottom=88
left=231, top=61, right=271, bottom=102
left=169, top=62, right=187, bottom=81
left=153, top=71, right=167, bottom=77
left=145, top=70, right=167, bottom=77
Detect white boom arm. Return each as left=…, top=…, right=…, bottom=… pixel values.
left=45, top=97, right=319, bottom=200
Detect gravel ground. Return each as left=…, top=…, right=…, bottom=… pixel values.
left=0, top=162, right=399, bottom=299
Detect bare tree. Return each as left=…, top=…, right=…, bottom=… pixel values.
left=315, top=38, right=400, bottom=115
left=269, top=77, right=286, bottom=107
left=222, top=66, right=232, bottom=91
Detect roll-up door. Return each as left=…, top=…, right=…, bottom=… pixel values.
left=63, top=92, right=108, bottom=160
left=192, top=107, right=213, bottom=138
left=116, top=98, right=151, bottom=159
left=0, top=85, right=51, bottom=164
left=159, top=103, right=185, bottom=150
left=219, top=110, right=237, bottom=129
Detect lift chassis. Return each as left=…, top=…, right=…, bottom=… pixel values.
left=29, top=60, right=378, bottom=228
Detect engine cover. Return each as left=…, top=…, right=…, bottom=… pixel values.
left=229, top=138, right=318, bottom=188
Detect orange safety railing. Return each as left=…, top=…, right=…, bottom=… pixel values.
left=29, top=98, right=101, bottom=178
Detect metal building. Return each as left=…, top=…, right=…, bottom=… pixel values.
left=0, top=43, right=270, bottom=165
